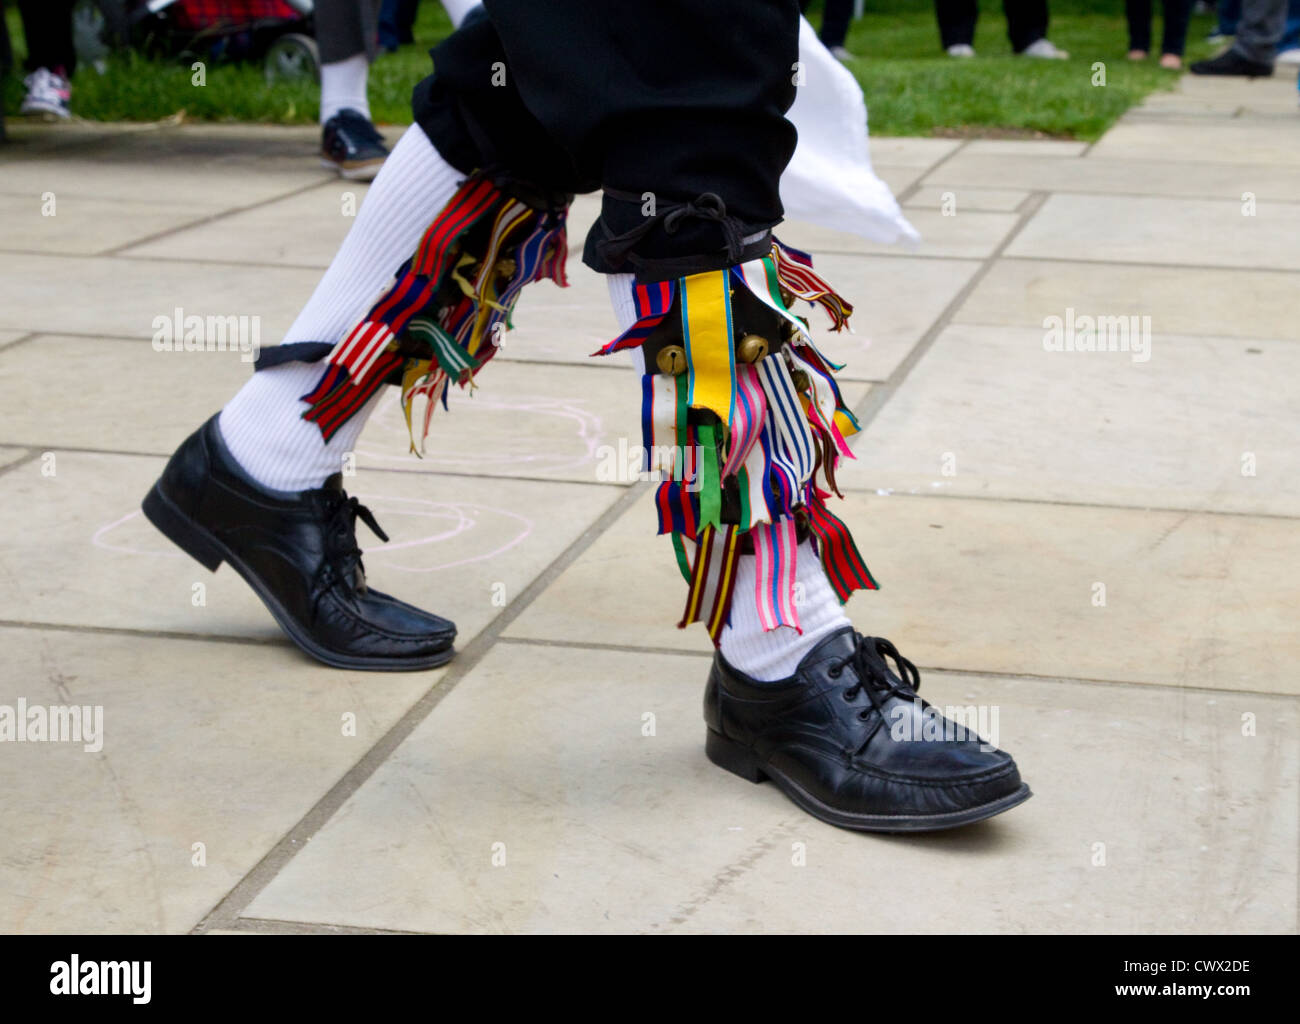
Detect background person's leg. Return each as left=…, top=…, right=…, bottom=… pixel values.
left=1161, top=0, right=1196, bottom=55
left=819, top=0, right=856, bottom=51
left=935, top=0, right=980, bottom=50
left=1005, top=0, right=1050, bottom=52
left=1231, top=0, right=1287, bottom=62
left=316, top=0, right=389, bottom=177
left=1128, top=0, right=1155, bottom=52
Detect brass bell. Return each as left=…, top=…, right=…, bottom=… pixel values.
left=656, top=344, right=687, bottom=375
left=495, top=258, right=517, bottom=279
left=779, top=286, right=795, bottom=308
left=737, top=333, right=770, bottom=364
left=791, top=369, right=811, bottom=392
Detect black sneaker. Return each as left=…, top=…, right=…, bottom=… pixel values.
left=1190, top=49, right=1273, bottom=76
left=321, top=108, right=389, bottom=181
left=142, top=415, right=457, bottom=671
left=704, top=628, right=1031, bottom=832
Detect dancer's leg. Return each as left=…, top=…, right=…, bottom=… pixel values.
left=219, top=125, right=462, bottom=491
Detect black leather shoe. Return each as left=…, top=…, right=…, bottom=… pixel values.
left=704, top=627, right=1030, bottom=831
left=1189, top=49, right=1273, bottom=76
left=142, top=415, right=456, bottom=671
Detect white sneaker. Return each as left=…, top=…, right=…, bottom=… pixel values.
left=946, top=44, right=976, bottom=58
left=829, top=46, right=856, bottom=62
left=20, top=67, right=72, bottom=120
left=1275, top=48, right=1300, bottom=66
left=1021, top=38, right=1069, bottom=60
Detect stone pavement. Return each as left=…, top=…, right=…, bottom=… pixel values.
left=0, top=70, right=1296, bottom=934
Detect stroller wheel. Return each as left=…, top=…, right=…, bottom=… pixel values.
left=265, top=33, right=320, bottom=84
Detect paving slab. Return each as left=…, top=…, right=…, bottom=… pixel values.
left=241, top=640, right=1297, bottom=934
left=0, top=124, right=330, bottom=207
left=835, top=324, right=1300, bottom=517
left=0, top=446, right=31, bottom=471
left=1129, top=72, right=1300, bottom=116
left=505, top=489, right=1300, bottom=694
left=1088, top=118, right=1300, bottom=166
left=0, top=450, right=620, bottom=649
left=962, top=139, right=1090, bottom=158
left=866, top=137, right=963, bottom=168
left=953, top=259, right=1300, bottom=341
left=1007, top=193, right=1300, bottom=271
left=0, top=625, right=437, bottom=933
left=0, top=335, right=251, bottom=452
left=787, top=208, right=1018, bottom=259
left=922, top=153, right=1300, bottom=202
left=0, top=192, right=224, bottom=257
left=0, top=252, right=322, bottom=340
left=904, top=185, right=1031, bottom=212
left=121, top=182, right=369, bottom=268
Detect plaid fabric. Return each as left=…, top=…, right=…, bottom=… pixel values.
left=172, top=0, right=303, bottom=31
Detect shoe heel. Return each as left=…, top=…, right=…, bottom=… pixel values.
left=706, top=729, right=767, bottom=784
left=142, top=484, right=223, bottom=572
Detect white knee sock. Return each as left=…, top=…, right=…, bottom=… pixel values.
left=218, top=125, right=462, bottom=492
left=720, top=541, right=853, bottom=681
left=606, top=274, right=854, bottom=681
left=319, top=53, right=371, bottom=124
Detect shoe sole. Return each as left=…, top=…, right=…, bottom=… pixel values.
left=320, top=157, right=384, bottom=181
left=706, top=728, right=1032, bottom=833
left=142, top=482, right=456, bottom=672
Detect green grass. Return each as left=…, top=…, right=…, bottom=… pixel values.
left=4, top=0, right=1217, bottom=139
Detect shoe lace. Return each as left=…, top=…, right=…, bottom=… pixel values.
left=825, top=636, right=923, bottom=748
left=320, top=491, right=389, bottom=593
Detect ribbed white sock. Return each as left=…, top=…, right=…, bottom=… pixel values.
left=319, top=53, right=371, bottom=124
left=720, top=541, right=853, bottom=681
left=605, top=274, right=854, bottom=681
left=218, top=125, right=462, bottom=492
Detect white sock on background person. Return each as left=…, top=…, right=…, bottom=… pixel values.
left=319, top=52, right=372, bottom=124
left=219, top=126, right=463, bottom=492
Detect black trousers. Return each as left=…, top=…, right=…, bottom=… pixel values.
left=934, top=0, right=1049, bottom=52
left=412, top=0, right=801, bottom=280
left=1125, top=0, right=1195, bottom=55
left=17, top=0, right=77, bottom=76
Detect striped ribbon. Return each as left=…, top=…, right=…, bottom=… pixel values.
left=301, top=350, right=404, bottom=441
left=806, top=493, right=879, bottom=602
left=640, top=372, right=680, bottom=476
left=721, top=364, right=767, bottom=479
left=413, top=177, right=502, bottom=279
left=592, top=280, right=676, bottom=356
left=407, top=316, right=474, bottom=380
left=787, top=346, right=854, bottom=461
left=750, top=518, right=801, bottom=633
left=300, top=176, right=568, bottom=441
left=771, top=237, right=854, bottom=332
left=678, top=523, right=742, bottom=645
left=755, top=353, right=816, bottom=486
